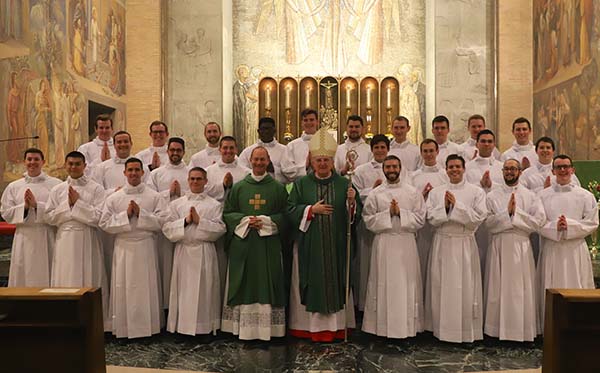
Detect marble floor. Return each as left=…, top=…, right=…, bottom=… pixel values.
left=105, top=330, right=543, bottom=373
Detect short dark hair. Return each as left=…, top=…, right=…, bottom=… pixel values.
left=553, top=154, right=573, bottom=167
left=113, top=130, right=132, bottom=142
left=432, top=115, right=450, bottom=128
left=420, top=138, right=439, bottom=151
left=300, top=108, right=318, bottom=119
left=393, top=115, right=410, bottom=126
left=95, top=113, right=113, bottom=128
left=168, top=137, right=185, bottom=150
left=446, top=154, right=465, bottom=168
left=65, top=151, right=85, bottom=162
left=512, top=117, right=531, bottom=131
left=383, top=155, right=401, bottom=167
left=476, top=129, right=495, bottom=142
left=149, top=120, right=168, bottom=132
left=535, top=136, right=555, bottom=151
left=347, top=114, right=364, bottom=126
left=125, top=157, right=143, bottom=169
left=219, top=135, right=237, bottom=147
left=370, top=134, right=390, bottom=150
left=468, top=114, right=486, bottom=126
left=188, top=167, right=207, bottom=178
left=258, top=117, right=276, bottom=128
left=24, top=148, right=44, bottom=160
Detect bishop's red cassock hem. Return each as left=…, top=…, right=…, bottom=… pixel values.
left=288, top=329, right=352, bottom=342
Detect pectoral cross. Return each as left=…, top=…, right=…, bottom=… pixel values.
left=249, top=194, right=266, bottom=210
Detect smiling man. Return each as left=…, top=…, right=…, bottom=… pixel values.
left=45, top=151, right=109, bottom=330
left=221, top=146, right=289, bottom=341
left=135, top=120, right=170, bottom=172
left=1, top=148, right=61, bottom=287
left=501, top=117, right=537, bottom=169
left=483, top=159, right=545, bottom=341
left=334, top=115, right=373, bottom=175
left=189, top=122, right=222, bottom=169
left=281, top=109, right=319, bottom=182
left=239, top=117, right=287, bottom=183
left=162, top=167, right=226, bottom=336
left=148, top=137, right=191, bottom=310
left=425, top=154, right=487, bottom=343
left=205, top=136, right=250, bottom=203
left=459, top=114, right=501, bottom=161
left=361, top=155, right=426, bottom=339
left=537, top=155, right=598, bottom=331
left=351, top=134, right=389, bottom=311
left=100, top=157, right=169, bottom=339
left=431, top=115, right=461, bottom=168
left=78, top=114, right=116, bottom=175
left=388, top=116, right=421, bottom=172
left=288, top=128, right=361, bottom=342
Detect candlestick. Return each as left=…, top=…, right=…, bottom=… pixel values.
left=305, top=84, right=311, bottom=108
left=386, top=85, right=392, bottom=109
left=366, top=85, right=372, bottom=108
left=346, top=84, right=352, bottom=108
left=265, top=85, right=271, bottom=110
left=285, top=85, right=291, bottom=109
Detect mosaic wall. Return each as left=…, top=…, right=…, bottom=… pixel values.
left=0, top=0, right=126, bottom=185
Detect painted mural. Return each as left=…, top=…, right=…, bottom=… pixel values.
left=533, top=0, right=600, bottom=159
left=0, top=0, right=126, bottom=187
left=232, top=0, right=426, bottom=147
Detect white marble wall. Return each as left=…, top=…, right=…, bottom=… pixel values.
left=164, top=0, right=224, bottom=158
left=433, top=0, right=496, bottom=143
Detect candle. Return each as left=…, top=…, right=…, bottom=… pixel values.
left=386, top=84, right=392, bottom=109
left=346, top=84, right=352, bottom=108
left=285, top=84, right=291, bottom=109
left=265, top=85, right=271, bottom=109
left=366, top=85, right=372, bottom=108
left=305, top=84, right=311, bottom=108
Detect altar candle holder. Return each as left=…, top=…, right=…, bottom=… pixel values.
left=283, top=108, right=294, bottom=142
left=365, top=108, right=374, bottom=141
left=385, top=108, right=393, bottom=139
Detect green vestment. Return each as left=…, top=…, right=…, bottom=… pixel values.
left=223, top=174, right=288, bottom=307
left=287, top=172, right=362, bottom=314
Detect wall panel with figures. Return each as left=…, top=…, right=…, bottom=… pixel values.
left=0, top=0, right=127, bottom=189
left=232, top=0, right=426, bottom=148
left=533, top=0, right=600, bottom=160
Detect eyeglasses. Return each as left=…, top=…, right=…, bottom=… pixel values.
left=552, top=165, right=572, bottom=170
left=502, top=167, right=520, bottom=172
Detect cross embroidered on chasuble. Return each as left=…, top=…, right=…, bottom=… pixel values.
left=249, top=194, right=266, bottom=210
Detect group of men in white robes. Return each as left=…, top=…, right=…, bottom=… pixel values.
left=2, top=111, right=597, bottom=346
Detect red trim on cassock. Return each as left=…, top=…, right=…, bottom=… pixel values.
left=0, top=222, right=16, bottom=235
left=289, top=328, right=352, bottom=342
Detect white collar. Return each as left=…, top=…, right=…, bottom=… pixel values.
left=421, top=164, right=440, bottom=173
left=124, top=182, right=146, bottom=194
left=301, top=132, right=313, bottom=142
left=187, top=191, right=207, bottom=201
left=205, top=144, right=220, bottom=154
left=93, top=137, right=113, bottom=146
left=500, top=183, right=520, bottom=193
left=251, top=172, right=267, bottom=182
left=448, top=179, right=466, bottom=189
left=165, top=161, right=187, bottom=170
left=257, top=139, right=279, bottom=148
left=147, top=144, right=167, bottom=153
left=23, top=172, right=47, bottom=183
left=370, top=160, right=383, bottom=168
left=113, top=156, right=130, bottom=164
left=344, top=138, right=366, bottom=147
left=553, top=183, right=573, bottom=192
left=218, top=159, right=239, bottom=168
left=67, top=175, right=89, bottom=186
left=511, top=141, right=534, bottom=152
left=385, top=180, right=402, bottom=188
left=390, top=139, right=410, bottom=148
left=473, top=155, right=496, bottom=166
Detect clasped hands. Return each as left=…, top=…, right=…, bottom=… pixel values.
left=127, top=200, right=140, bottom=218
left=185, top=206, right=200, bottom=225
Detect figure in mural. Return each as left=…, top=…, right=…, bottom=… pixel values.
left=245, top=67, right=263, bottom=146
left=34, top=78, right=51, bottom=159
left=398, top=64, right=422, bottom=145
left=233, top=65, right=249, bottom=147
left=255, top=0, right=386, bottom=74
left=90, top=7, right=102, bottom=67
left=6, top=71, right=23, bottom=162
left=73, top=18, right=86, bottom=76
left=51, top=71, right=64, bottom=167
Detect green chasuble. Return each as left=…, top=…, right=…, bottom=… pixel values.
left=223, top=174, right=288, bottom=307
left=287, top=172, right=362, bottom=314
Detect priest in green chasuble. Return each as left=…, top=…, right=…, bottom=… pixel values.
left=221, top=146, right=289, bottom=340
left=288, top=129, right=361, bottom=342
